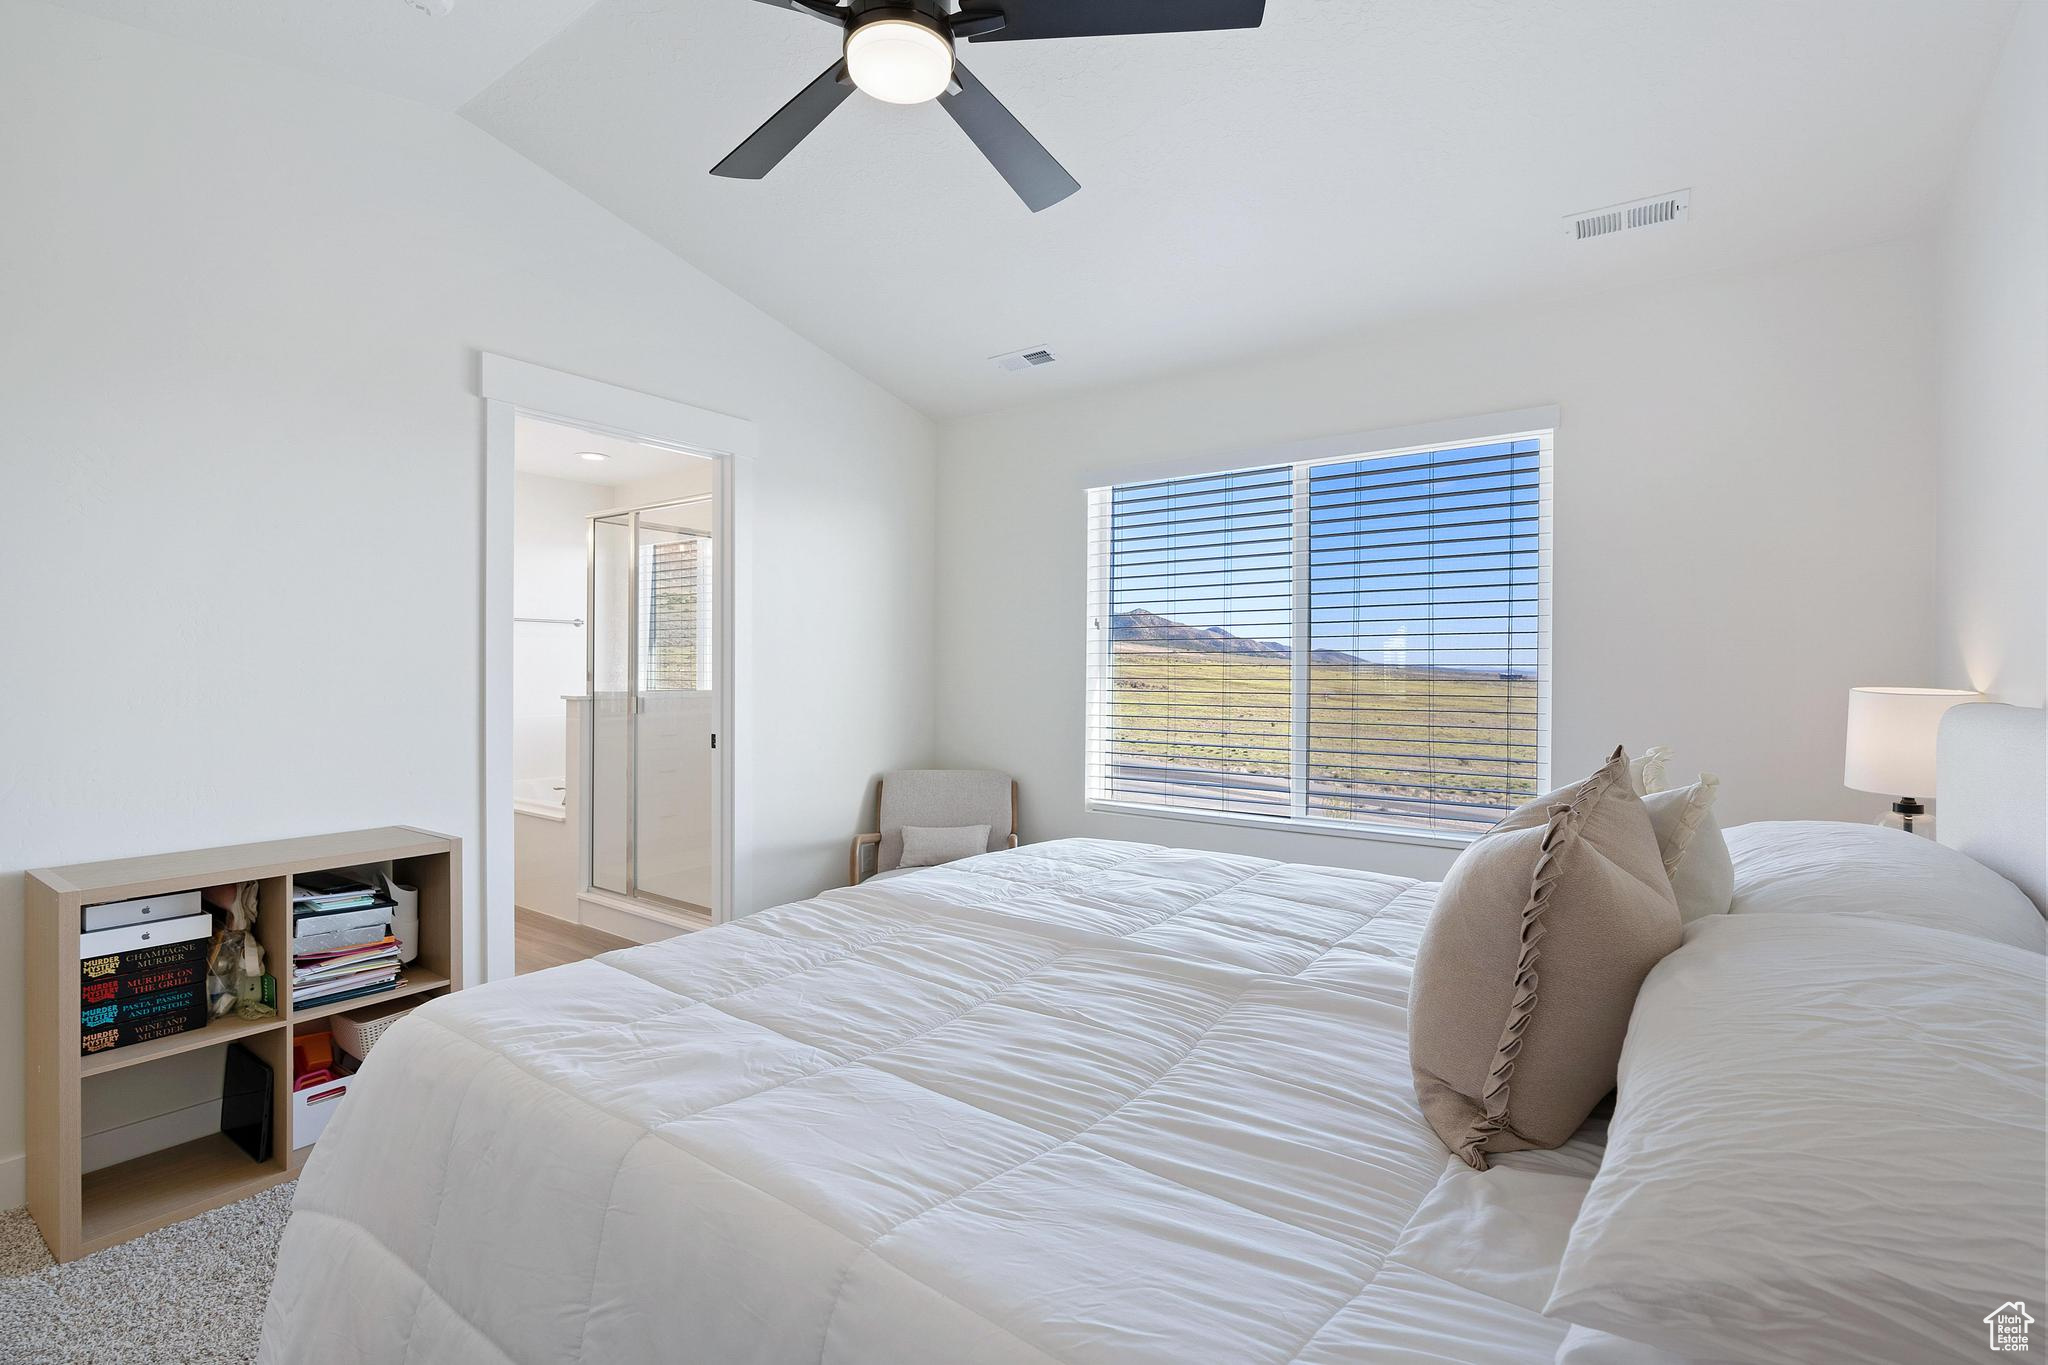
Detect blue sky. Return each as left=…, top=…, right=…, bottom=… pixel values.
left=1108, top=440, right=1542, bottom=673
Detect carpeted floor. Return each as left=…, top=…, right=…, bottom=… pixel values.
left=0, top=1182, right=293, bottom=1365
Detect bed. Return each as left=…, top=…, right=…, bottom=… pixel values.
left=258, top=707, right=2046, bottom=1365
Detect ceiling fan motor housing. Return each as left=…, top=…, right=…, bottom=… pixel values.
left=845, top=0, right=954, bottom=44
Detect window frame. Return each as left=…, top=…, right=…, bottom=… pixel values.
left=1084, top=414, right=1555, bottom=849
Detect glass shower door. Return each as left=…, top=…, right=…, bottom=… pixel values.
left=631, top=511, right=715, bottom=909
left=585, top=500, right=717, bottom=912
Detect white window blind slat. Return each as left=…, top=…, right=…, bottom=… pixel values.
left=1086, top=432, right=1552, bottom=841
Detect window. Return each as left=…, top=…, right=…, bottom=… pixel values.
left=639, top=535, right=713, bottom=691
left=1086, top=430, right=1550, bottom=841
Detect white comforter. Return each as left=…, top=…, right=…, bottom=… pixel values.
left=260, top=840, right=1601, bottom=1364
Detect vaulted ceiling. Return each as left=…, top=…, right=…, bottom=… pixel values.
left=41, top=0, right=2020, bottom=417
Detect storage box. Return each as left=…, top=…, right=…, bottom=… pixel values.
left=332, top=997, right=421, bottom=1063
left=291, top=1074, right=353, bottom=1150
left=81, top=889, right=204, bottom=933
left=79, top=913, right=212, bottom=964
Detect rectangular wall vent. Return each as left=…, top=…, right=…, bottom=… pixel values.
left=1565, top=190, right=1691, bottom=241
left=992, top=346, right=1058, bottom=373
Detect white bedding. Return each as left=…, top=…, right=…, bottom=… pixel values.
left=259, top=840, right=1601, bottom=1364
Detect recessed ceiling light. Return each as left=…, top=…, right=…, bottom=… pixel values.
left=578, top=451, right=610, bottom=463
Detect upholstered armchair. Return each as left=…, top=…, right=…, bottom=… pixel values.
left=850, top=770, right=1019, bottom=885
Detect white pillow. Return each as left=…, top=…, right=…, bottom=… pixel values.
left=1548, top=913, right=2047, bottom=1364
left=1726, top=819, right=2046, bottom=953
left=897, top=823, right=991, bottom=868
left=1628, top=745, right=1673, bottom=796
left=1640, top=777, right=1733, bottom=923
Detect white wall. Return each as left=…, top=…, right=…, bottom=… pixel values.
left=935, top=239, right=1940, bottom=880
left=1934, top=6, right=2048, bottom=707
left=0, top=5, right=936, bottom=1206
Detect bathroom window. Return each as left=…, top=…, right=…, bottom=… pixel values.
left=639, top=536, right=712, bottom=692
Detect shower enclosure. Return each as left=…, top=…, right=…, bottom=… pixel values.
left=586, top=497, right=717, bottom=914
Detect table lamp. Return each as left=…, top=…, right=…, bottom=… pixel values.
left=1843, top=686, right=1982, bottom=833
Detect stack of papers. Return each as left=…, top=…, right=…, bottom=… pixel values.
left=293, top=935, right=402, bottom=1008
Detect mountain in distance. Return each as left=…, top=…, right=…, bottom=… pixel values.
left=1110, top=609, right=1531, bottom=680
left=1111, top=608, right=1359, bottom=665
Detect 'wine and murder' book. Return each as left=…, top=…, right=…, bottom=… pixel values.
left=81, top=992, right=211, bottom=1055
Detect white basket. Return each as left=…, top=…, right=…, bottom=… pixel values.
left=332, top=998, right=420, bottom=1062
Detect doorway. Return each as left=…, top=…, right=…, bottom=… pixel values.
left=510, top=419, right=720, bottom=968
left=482, top=354, right=754, bottom=985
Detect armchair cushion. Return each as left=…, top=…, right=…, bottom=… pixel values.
left=900, top=824, right=992, bottom=869
left=877, top=770, right=1016, bottom=873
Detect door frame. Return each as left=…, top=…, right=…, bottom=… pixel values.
left=480, top=354, right=756, bottom=984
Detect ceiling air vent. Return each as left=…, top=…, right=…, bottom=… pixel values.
left=1565, top=190, right=1690, bottom=241
left=992, top=346, right=1058, bottom=373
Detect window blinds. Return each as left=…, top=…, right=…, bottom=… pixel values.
left=640, top=537, right=709, bottom=692
left=1086, top=434, right=1549, bottom=839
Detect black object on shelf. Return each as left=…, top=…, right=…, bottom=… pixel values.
left=220, top=1043, right=273, bottom=1163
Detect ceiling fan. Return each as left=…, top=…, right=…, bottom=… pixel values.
left=713, top=0, right=1267, bottom=212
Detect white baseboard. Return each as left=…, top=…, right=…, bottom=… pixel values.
left=0, top=1150, right=22, bottom=1211
left=577, top=891, right=697, bottom=944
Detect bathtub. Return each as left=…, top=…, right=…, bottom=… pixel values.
left=513, top=777, right=566, bottom=820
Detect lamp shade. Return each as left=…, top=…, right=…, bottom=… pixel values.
left=1843, top=687, right=1982, bottom=796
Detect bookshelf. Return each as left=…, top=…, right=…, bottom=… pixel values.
left=25, top=827, right=461, bottom=1263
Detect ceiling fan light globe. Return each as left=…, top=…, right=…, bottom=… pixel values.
left=845, top=18, right=954, bottom=105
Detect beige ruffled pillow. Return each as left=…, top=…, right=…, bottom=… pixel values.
left=1408, top=748, right=1682, bottom=1169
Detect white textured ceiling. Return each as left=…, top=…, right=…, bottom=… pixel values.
left=464, top=0, right=2013, bottom=416
left=37, top=0, right=604, bottom=108
left=42, top=0, right=2018, bottom=417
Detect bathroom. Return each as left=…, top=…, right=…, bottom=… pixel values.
left=511, top=415, right=719, bottom=970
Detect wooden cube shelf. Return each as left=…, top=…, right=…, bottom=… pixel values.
left=25, top=827, right=461, bottom=1262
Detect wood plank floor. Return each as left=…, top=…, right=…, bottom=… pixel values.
left=515, top=907, right=637, bottom=975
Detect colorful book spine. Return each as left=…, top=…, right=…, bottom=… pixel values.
left=79, top=936, right=208, bottom=983
left=80, top=995, right=210, bottom=1056
left=80, top=960, right=204, bottom=1006
left=82, top=983, right=209, bottom=1029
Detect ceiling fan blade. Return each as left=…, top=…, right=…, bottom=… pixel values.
left=938, top=63, right=1079, bottom=212
left=711, top=60, right=853, bottom=180
left=965, top=0, right=1264, bottom=42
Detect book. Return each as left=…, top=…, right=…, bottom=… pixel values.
left=221, top=1043, right=273, bottom=1163
left=291, top=976, right=400, bottom=1010
left=80, top=933, right=209, bottom=984
left=80, top=993, right=210, bottom=1056
left=294, top=935, right=398, bottom=967
left=294, top=957, right=400, bottom=984
left=79, top=913, right=212, bottom=963
left=81, top=982, right=209, bottom=1029
left=80, top=958, right=205, bottom=1007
